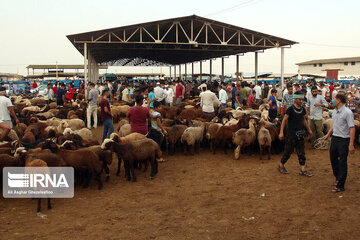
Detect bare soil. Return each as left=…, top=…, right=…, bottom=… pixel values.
left=1, top=126, right=360, bottom=240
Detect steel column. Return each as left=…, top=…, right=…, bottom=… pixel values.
left=209, top=59, right=212, bottom=81
left=236, top=55, right=239, bottom=83
left=221, top=57, right=224, bottom=81
left=169, top=66, right=172, bottom=79
left=200, top=61, right=202, bottom=81
left=192, top=62, right=194, bottom=79
left=281, top=47, right=284, bottom=89
left=179, top=64, right=181, bottom=80
left=184, top=64, right=187, bottom=80
left=255, top=52, right=258, bottom=85
left=84, top=43, right=88, bottom=87
left=174, top=65, right=177, bottom=80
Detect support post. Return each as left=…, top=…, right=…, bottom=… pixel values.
left=179, top=64, right=181, bottom=80
left=255, top=52, right=258, bottom=85
left=209, top=59, right=212, bottom=81
left=281, top=47, right=285, bottom=89
left=169, top=66, right=172, bottom=79
left=192, top=62, right=194, bottom=80
left=200, top=61, right=202, bottom=81
left=236, top=55, right=239, bottom=83
left=174, top=65, right=177, bottom=80
left=84, top=43, right=88, bottom=88
left=185, top=64, right=187, bottom=80
left=221, top=57, right=224, bottom=81
left=56, top=61, right=58, bottom=82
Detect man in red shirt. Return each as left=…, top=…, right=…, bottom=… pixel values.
left=175, top=80, right=185, bottom=105
left=127, top=95, right=150, bottom=135
left=52, top=82, right=58, bottom=97
left=31, top=81, right=37, bottom=89
left=100, top=89, right=114, bottom=142
left=66, top=83, right=76, bottom=101
left=329, top=82, right=335, bottom=97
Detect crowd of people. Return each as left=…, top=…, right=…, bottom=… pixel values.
left=0, top=77, right=358, bottom=192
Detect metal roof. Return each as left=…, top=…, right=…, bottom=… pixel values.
left=27, top=65, right=108, bottom=69
left=297, top=57, right=360, bottom=65
left=67, top=15, right=297, bottom=66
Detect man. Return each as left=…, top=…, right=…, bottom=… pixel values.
left=43, top=84, right=54, bottom=105
left=240, top=82, right=248, bottom=106
left=200, top=87, right=223, bottom=121
left=175, top=80, right=185, bottom=105
left=320, top=83, right=327, bottom=98
left=56, top=83, right=66, bottom=106
left=281, top=84, right=294, bottom=116
left=11, top=83, right=18, bottom=96
left=198, top=80, right=207, bottom=91
left=253, top=82, right=262, bottom=103
left=275, top=84, right=283, bottom=102
left=87, top=83, right=99, bottom=129
left=100, top=89, right=114, bottom=142
left=306, top=86, right=328, bottom=146
left=0, top=87, right=19, bottom=141
left=154, top=82, right=166, bottom=104
left=324, top=93, right=355, bottom=192
left=127, top=94, right=150, bottom=135
left=268, top=89, right=278, bottom=122
left=231, top=83, right=238, bottom=109
left=329, top=82, right=335, bottom=97
left=218, top=83, right=228, bottom=110
left=278, top=91, right=313, bottom=176
left=164, top=84, right=174, bottom=106
left=235, top=84, right=242, bottom=109
left=122, top=85, right=130, bottom=102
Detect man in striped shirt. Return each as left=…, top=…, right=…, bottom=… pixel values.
left=281, top=84, right=294, bottom=116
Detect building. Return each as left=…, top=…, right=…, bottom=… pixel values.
left=0, top=73, right=23, bottom=81
left=296, top=57, right=360, bottom=80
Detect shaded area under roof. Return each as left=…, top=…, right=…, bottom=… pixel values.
left=67, top=15, right=297, bottom=66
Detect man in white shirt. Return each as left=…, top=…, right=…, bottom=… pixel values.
left=0, top=87, right=19, bottom=141
left=253, top=82, right=262, bottom=103
left=122, top=85, right=130, bottom=102
left=200, top=87, right=222, bottom=121
left=43, top=84, right=54, bottom=104
left=198, top=80, right=207, bottom=91
left=320, top=83, right=327, bottom=98
left=218, top=84, right=228, bottom=109
left=164, top=84, right=174, bottom=106
left=154, top=82, right=166, bottom=104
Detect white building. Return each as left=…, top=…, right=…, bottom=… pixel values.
left=296, top=57, right=360, bottom=80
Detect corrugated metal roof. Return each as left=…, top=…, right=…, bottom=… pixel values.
left=296, top=57, right=360, bottom=65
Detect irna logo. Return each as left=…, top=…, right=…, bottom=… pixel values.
left=8, top=172, right=69, bottom=188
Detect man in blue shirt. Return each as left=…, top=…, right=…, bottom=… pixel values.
left=56, top=83, right=66, bottom=106
left=231, top=83, right=237, bottom=109
left=268, top=89, right=278, bottom=122
left=324, top=93, right=355, bottom=193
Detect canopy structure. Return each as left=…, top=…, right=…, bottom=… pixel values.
left=67, top=15, right=297, bottom=84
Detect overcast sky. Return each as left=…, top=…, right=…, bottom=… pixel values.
left=1, top=0, right=359, bottom=76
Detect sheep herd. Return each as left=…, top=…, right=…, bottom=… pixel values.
left=1, top=93, right=360, bottom=214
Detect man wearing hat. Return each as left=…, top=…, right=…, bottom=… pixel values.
left=154, top=82, right=166, bottom=105
left=0, top=87, right=19, bottom=141
left=278, top=90, right=313, bottom=176
left=164, top=84, right=174, bottom=106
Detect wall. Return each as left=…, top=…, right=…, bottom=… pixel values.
left=298, top=61, right=360, bottom=77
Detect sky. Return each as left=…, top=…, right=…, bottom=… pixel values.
left=1, top=0, right=360, bottom=77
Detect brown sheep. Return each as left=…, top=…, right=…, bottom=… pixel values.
left=164, top=124, right=188, bottom=155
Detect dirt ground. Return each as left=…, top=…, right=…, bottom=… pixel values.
left=1, top=126, right=360, bottom=240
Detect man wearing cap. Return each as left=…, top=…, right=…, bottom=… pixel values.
left=87, top=83, right=99, bottom=129
left=200, top=87, right=223, bottom=121
left=324, top=93, right=355, bottom=193
left=164, top=84, right=174, bottom=106
left=0, top=87, right=19, bottom=141
left=154, top=82, right=166, bottom=105
left=253, top=82, right=262, bottom=103
left=278, top=90, right=313, bottom=176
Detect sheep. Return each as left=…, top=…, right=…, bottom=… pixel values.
left=258, top=120, right=272, bottom=160
left=64, top=119, right=85, bottom=130
left=178, top=107, right=203, bottom=120
left=181, top=124, right=205, bottom=155
left=259, top=104, right=270, bottom=113
left=63, top=127, right=93, bottom=139
left=323, top=119, right=333, bottom=135
left=36, top=111, right=55, bottom=119
left=205, top=123, right=222, bottom=152
left=109, top=132, right=146, bottom=176
left=13, top=123, right=27, bottom=139
left=213, top=115, right=250, bottom=154
left=16, top=149, right=51, bottom=213
left=164, top=124, right=188, bottom=155
left=116, top=119, right=129, bottom=132
left=101, top=138, right=161, bottom=182
left=119, top=123, right=131, bottom=137
left=261, top=110, right=269, bottom=121
left=41, top=140, right=102, bottom=189
left=232, top=119, right=257, bottom=160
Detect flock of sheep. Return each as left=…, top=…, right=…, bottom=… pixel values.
left=0, top=92, right=359, bottom=214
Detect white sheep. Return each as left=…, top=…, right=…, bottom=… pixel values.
left=232, top=119, right=257, bottom=160
left=257, top=120, right=272, bottom=160
left=119, top=124, right=131, bottom=137
left=181, top=124, right=205, bottom=155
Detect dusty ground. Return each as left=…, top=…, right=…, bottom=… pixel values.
left=1, top=126, right=360, bottom=240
